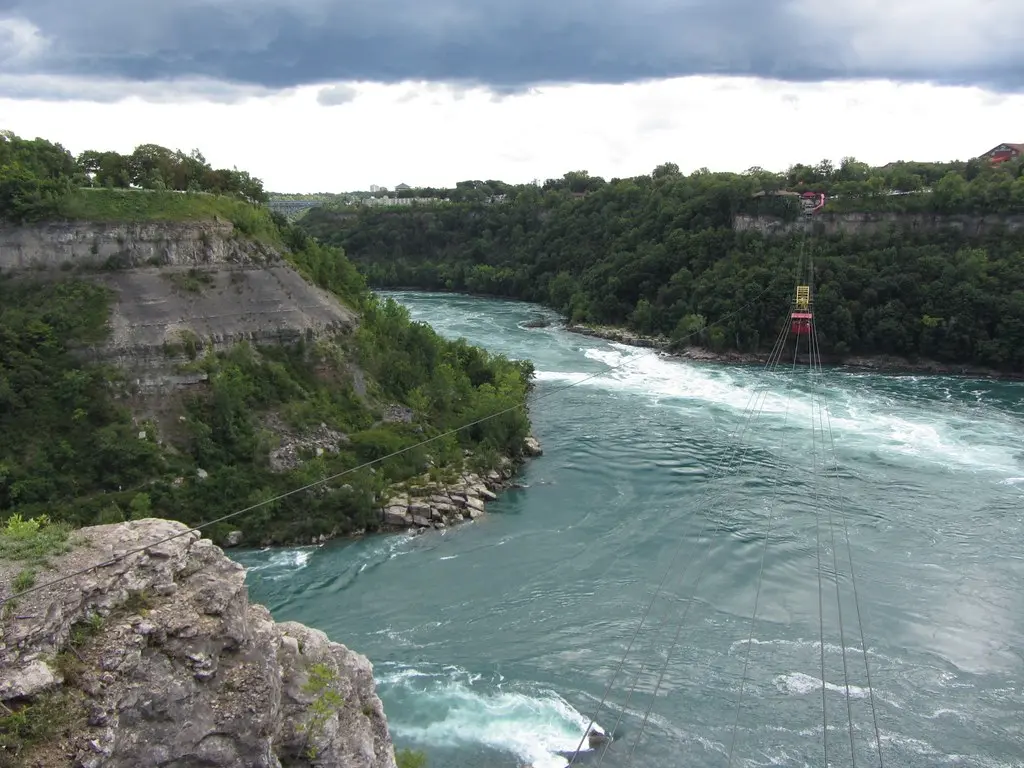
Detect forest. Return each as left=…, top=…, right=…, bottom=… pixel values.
left=0, top=131, right=534, bottom=545
left=301, top=154, right=1024, bottom=371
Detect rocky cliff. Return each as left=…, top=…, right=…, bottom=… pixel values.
left=0, top=519, right=397, bottom=768
left=0, top=221, right=275, bottom=272
left=732, top=211, right=1024, bottom=238
left=0, top=220, right=357, bottom=393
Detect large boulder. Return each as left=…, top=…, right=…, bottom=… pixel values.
left=0, top=519, right=397, bottom=768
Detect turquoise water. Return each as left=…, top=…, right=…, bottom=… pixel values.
left=234, top=292, right=1024, bottom=768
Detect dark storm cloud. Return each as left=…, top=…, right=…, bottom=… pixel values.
left=2, top=0, right=1023, bottom=100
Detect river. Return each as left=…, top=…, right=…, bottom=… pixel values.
left=233, top=291, right=1024, bottom=768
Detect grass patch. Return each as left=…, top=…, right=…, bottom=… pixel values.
left=0, top=689, right=85, bottom=766
left=123, top=589, right=153, bottom=616
left=395, top=749, right=428, bottom=768
left=12, top=569, right=35, bottom=592
left=53, top=613, right=106, bottom=687
left=55, top=188, right=282, bottom=243
left=69, top=613, right=104, bottom=647
left=164, top=268, right=215, bottom=294
left=0, top=515, right=72, bottom=566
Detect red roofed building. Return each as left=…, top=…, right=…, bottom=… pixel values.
left=980, top=143, right=1024, bottom=164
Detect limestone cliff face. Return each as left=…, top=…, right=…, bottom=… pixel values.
left=0, top=220, right=276, bottom=271
left=84, top=264, right=357, bottom=392
left=732, top=211, right=1024, bottom=238
left=0, top=519, right=397, bottom=768
left=0, top=220, right=358, bottom=393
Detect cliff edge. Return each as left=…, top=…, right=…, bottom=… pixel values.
left=0, top=218, right=357, bottom=393
left=0, top=519, right=396, bottom=768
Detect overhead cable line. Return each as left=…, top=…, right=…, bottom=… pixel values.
left=725, top=321, right=801, bottom=766
left=812, top=306, right=858, bottom=765
left=581, top=244, right=805, bottom=766
left=573, top=317, right=794, bottom=766
left=595, top=321, right=794, bottom=767
left=811, top=303, right=885, bottom=768
left=621, top=326, right=799, bottom=768
left=599, top=237, right=883, bottom=768
left=809, top=287, right=830, bottom=767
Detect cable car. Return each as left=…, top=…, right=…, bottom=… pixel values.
left=790, top=285, right=812, bottom=335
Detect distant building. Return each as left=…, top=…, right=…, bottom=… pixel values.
left=395, top=183, right=411, bottom=191
left=750, top=189, right=825, bottom=217
left=362, top=196, right=447, bottom=207
left=369, top=184, right=387, bottom=193
left=980, top=143, right=1024, bottom=164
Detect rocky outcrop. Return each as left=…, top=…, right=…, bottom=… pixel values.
left=522, top=436, right=543, bottom=457
left=379, top=466, right=504, bottom=532
left=377, top=435, right=542, bottom=532
left=0, top=220, right=278, bottom=272
left=0, top=519, right=397, bottom=768
left=268, top=421, right=351, bottom=473
left=732, top=211, right=1024, bottom=238
left=566, top=323, right=669, bottom=350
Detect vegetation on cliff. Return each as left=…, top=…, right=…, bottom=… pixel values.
left=0, top=132, right=534, bottom=546
left=301, top=156, right=1024, bottom=371
left=1, top=129, right=268, bottom=223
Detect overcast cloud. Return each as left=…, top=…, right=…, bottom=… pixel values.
left=1, top=0, right=1023, bottom=101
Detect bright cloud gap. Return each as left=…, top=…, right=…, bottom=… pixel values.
left=3, top=76, right=1022, bottom=193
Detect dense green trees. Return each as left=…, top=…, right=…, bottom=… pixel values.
left=1, top=130, right=268, bottom=224
left=0, top=135, right=534, bottom=544
left=302, top=157, right=1024, bottom=371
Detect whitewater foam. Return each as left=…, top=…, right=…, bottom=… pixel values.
left=775, top=671, right=869, bottom=699
left=242, top=547, right=315, bottom=579
left=378, top=664, right=604, bottom=767
left=534, top=343, right=1023, bottom=476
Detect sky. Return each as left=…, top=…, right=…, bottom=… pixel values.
left=2, top=0, right=1024, bottom=192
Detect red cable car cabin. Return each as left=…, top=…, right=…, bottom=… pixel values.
left=791, top=312, right=813, bottom=335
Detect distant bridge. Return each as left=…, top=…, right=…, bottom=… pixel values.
left=268, top=199, right=324, bottom=216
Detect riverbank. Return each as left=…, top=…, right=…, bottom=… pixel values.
left=222, top=434, right=544, bottom=548
left=565, top=323, right=1024, bottom=381
left=378, top=435, right=543, bottom=534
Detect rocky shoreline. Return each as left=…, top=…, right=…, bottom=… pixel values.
left=377, top=435, right=542, bottom=534
left=222, top=434, right=544, bottom=548
left=565, top=323, right=1024, bottom=381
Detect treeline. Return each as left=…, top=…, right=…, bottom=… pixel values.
left=0, top=130, right=268, bottom=223
left=0, top=137, right=534, bottom=545
left=301, top=158, right=1024, bottom=371
left=310, top=154, right=1024, bottom=215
